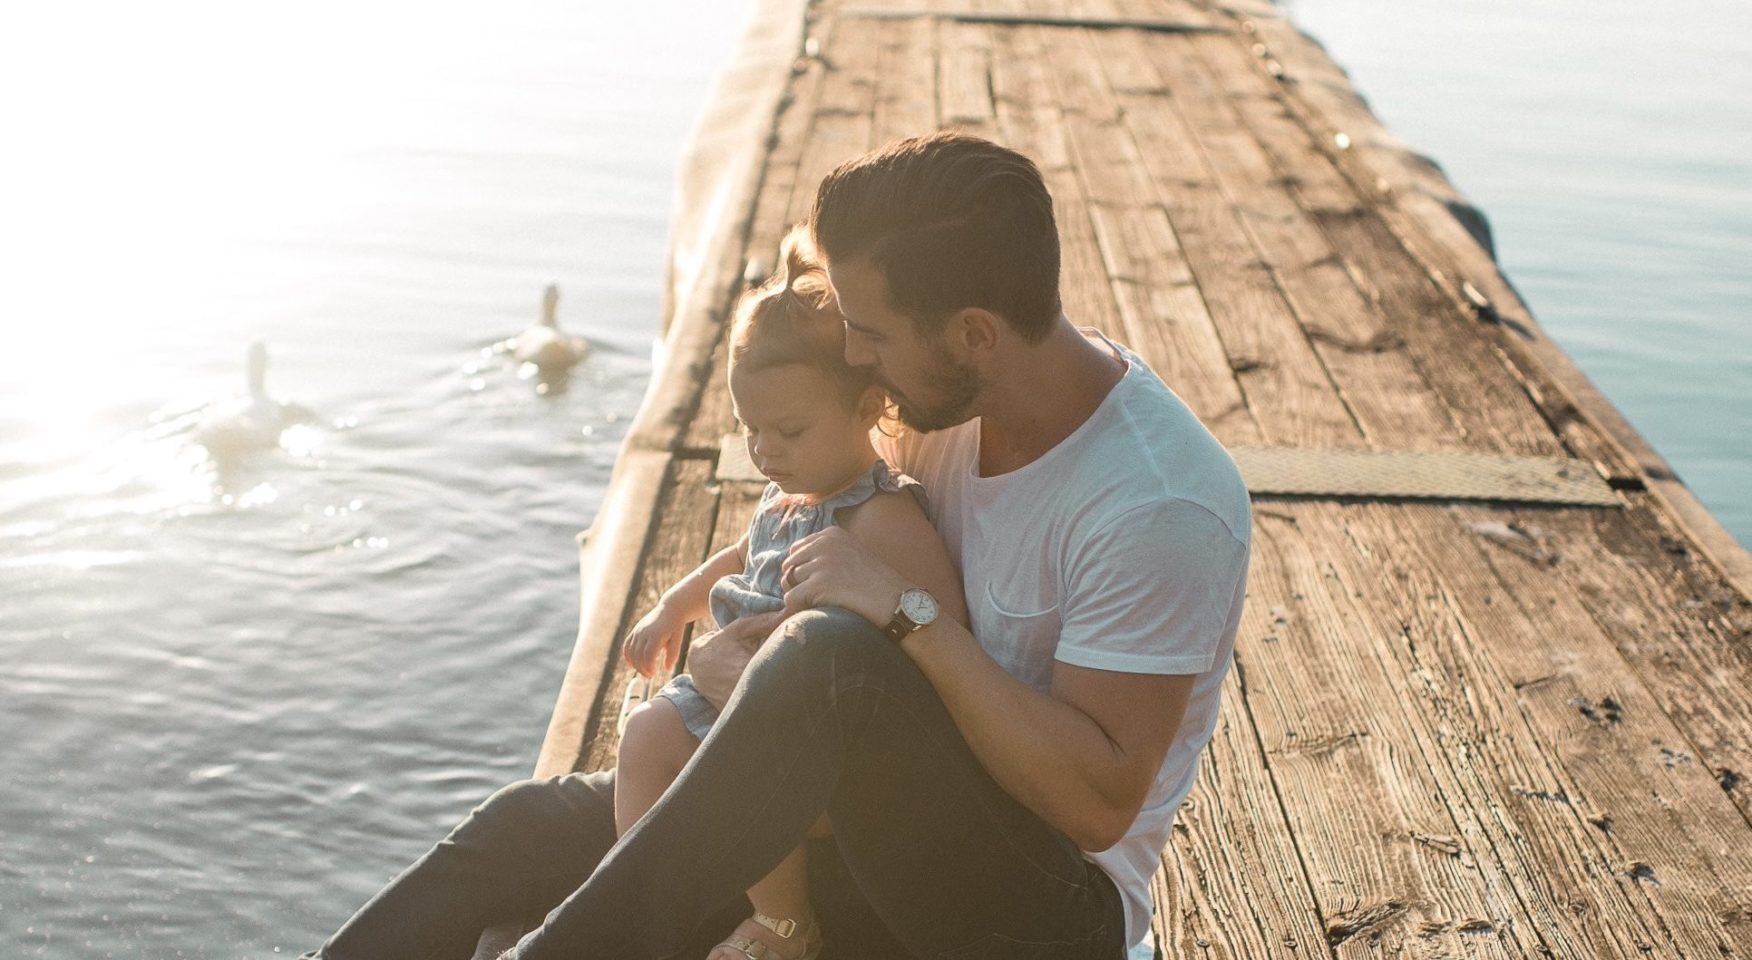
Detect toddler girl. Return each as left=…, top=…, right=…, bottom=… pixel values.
left=615, top=229, right=966, bottom=960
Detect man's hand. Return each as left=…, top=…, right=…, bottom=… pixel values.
left=781, top=526, right=906, bottom=627
left=685, top=610, right=786, bottom=710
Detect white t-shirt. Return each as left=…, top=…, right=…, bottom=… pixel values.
left=875, top=333, right=1251, bottom=957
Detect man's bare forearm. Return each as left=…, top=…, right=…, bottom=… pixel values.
left=899, top=619, right=1169, bottom=851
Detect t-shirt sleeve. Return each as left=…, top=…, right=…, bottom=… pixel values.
left=1054, top=498, right=1250, bottom=675
left=870, top=424, right=920, bottom=475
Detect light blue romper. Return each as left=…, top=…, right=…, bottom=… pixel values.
left=653, top=458, right=923, bottom=739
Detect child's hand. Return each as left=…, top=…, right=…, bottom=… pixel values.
left=623, top=603, right=687, bottom=678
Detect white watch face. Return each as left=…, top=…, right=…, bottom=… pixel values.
left=899, top=588, right=938, bottom=626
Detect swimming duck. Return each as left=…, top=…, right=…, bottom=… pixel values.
left=513, top=284, right=587, bottom=376
left=195, top=342, right=314, bottom=458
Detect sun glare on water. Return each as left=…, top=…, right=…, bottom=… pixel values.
left=0, top=2, right=582, bottom=510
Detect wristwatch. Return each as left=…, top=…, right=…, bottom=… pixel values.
left=882, top=587, right=940, bottom=642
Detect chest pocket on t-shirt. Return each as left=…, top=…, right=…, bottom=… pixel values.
left=975, top=579, right=1062, bottom=693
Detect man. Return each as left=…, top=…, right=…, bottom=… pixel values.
left=301, top=133, right=1249, bottom=960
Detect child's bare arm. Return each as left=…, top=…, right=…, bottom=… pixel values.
left=624, top=534, right=748, bottom=676
left=662, top=535, right=748, bottom=624
left=835, top=491, right=969, bottom=628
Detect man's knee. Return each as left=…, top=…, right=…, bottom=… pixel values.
left=741, top=607, right=907, bottom=705
left=760, top=607, right=887, bottom=667
left=454, top=779, right=558, bottom=845
left=452, top=773, right=616, bottom=855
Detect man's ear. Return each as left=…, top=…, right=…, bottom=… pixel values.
left=949, top=307, right=1002, bottom=358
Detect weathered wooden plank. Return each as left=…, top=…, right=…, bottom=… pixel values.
left=789, top=16, right=883, bottom=226
left=836, top=0, right=1220, bottom=27
left=1178, top=30, right=1567, bottom=461
left=1373, top=503, right=1752, bottom=956
left=685, top=336, right=737, bottom=456
left=1243, top=506, right=1532, bottom=959
left=709, top=482, right=766, bottom=555
left=871, top=14, right=939, bottom=144
left=1312, top=503, right=1747, bottom=958
left=1107, top=28, right=1466, bottom=453
left=577, top=458, right=721, bottom=774
left=840, top=7, right=1220, bottom=33
left=939, top=19, right=996, bottom=132
left=1157, top=670, right=1334, bottom=959
left=986, top=28, right=1125, bottom=349
left=537, top=448, right=672, bottom=778
left=1041, top=24, right=1361, bottom=449
left=1220, top=3, right=1661, bottom=498
left=1002, top=17, right=1233, bottom=408
left=1512, top=500, right=1752, bottom=829
left=1086, top=199, right=1264, bottom=445
left=991, top=24, right=1259, bottom=444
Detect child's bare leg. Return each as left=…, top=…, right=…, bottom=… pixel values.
left=621, top=699, right=818, bottom=958
left=748, top=845, right=812, bottom=928
left=613, top=699, right=699, bottom=836
left=706, top=844, right=817, bottom=960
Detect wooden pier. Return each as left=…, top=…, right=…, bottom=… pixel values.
left=525, top=1, right=1752, bottom=955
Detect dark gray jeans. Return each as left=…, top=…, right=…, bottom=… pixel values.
left=302, top=608, right=1126, bottom=960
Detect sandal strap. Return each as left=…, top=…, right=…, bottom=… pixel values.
left=751, top=912, right=799, bottom=939
left=720, top=933, right=770, bottom=960
left=717, top=914, right=820, bottom=960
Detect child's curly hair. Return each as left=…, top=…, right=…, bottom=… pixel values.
left=729, top=226, right=878, bottom=409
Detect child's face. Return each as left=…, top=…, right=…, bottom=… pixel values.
left=729, top=362, right=877, bottom=498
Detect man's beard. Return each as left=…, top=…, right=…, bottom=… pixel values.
left=881, top=351, right=980, bottom=433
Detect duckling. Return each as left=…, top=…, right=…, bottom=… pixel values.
left=513, top=284, right=587, bottom=376
left=195, top=342, right=315, bottom=459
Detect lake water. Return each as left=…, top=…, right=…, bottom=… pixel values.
left=1285, top=0, right=1752, bottom=544
left=0, top=2, right=753, bottom=956
left=1, top=1, right=1746, bottom=957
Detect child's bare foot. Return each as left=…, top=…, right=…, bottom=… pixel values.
left=706, top=912, right=820, bottom=960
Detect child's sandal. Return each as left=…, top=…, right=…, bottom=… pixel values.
left=713, top=912, right=821, bottom=960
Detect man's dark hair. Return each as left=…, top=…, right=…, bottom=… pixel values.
left=810, top=133, right=1062, bottom=342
